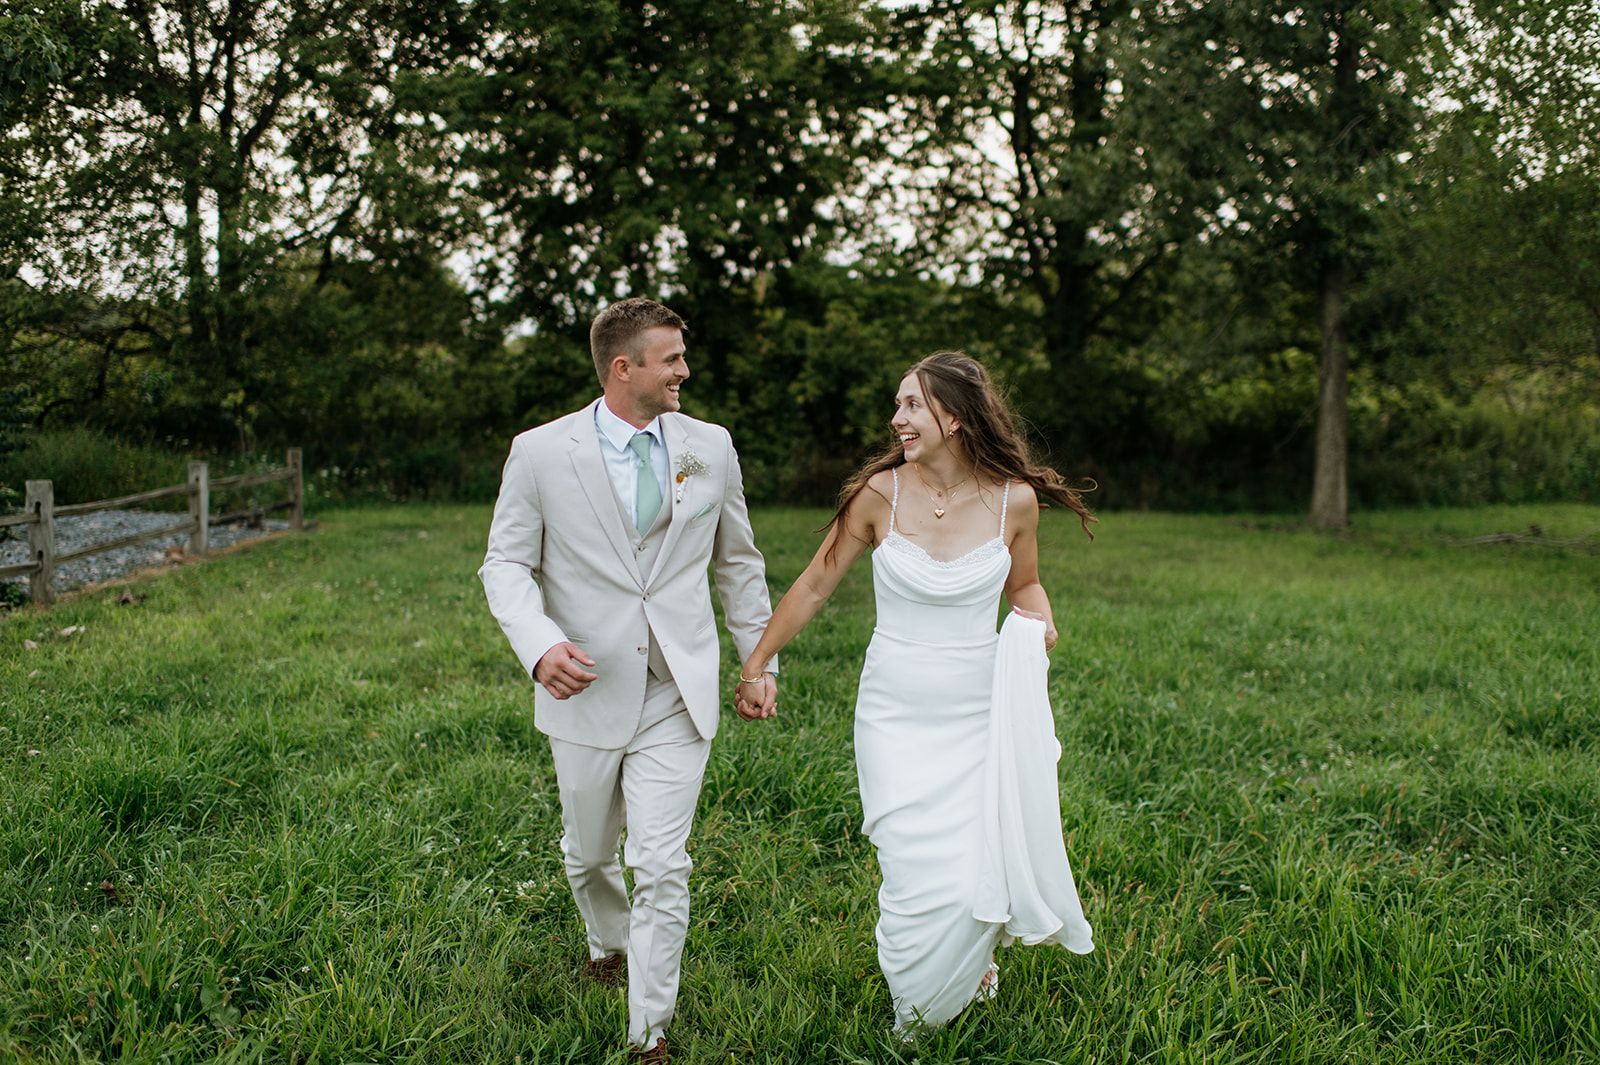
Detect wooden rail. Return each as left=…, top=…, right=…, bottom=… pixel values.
left=54, top=482, right=195, bottom=517
left=3, top=448, right=306, bottom=606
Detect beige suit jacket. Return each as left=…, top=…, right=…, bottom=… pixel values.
left=479, top=399, right=774, bottom=748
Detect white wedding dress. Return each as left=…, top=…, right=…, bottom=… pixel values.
left=854, top=471, right=1095, bottom=1034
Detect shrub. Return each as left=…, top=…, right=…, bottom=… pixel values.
left=0, top=428, right=194, bottom=508
left=1354, top=395, right=1600, bottom=508
left=0, top=429, right=305, bottom=514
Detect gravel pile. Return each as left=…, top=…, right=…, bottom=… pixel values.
left=2, top=508, right=291, bottom=594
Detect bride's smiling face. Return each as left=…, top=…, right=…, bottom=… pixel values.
left=891, top=373, right=958, bottom=462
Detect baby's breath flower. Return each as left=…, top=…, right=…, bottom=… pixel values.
left=674, top=452, right=709, bottom=481
left=673, top=451, right=710, bottom=502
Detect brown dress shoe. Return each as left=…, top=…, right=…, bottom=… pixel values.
left=584, top=953, right=627, bottom=986
left=633, top=1037, right=668, bottom=1064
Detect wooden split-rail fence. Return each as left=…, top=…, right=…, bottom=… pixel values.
left=0, top=448, right=306, bottom=606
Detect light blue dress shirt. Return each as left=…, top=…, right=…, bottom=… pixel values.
left=595, top=400, right=669, bottom=532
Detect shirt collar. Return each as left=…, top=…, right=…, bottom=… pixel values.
left=595, top=398, right=662, bottom=452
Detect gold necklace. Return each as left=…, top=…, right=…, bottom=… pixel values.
left=913, top=463, right=973, bottom=519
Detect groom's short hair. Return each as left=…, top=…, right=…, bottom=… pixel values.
left=590, top=298, right=687, bottom=382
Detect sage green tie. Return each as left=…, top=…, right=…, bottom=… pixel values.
left=630, top=432, right=662, bottom=533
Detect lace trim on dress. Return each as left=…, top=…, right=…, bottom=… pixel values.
left=883, top=468, right=1013, bottom=567
left=890, top=467, right=901, bottom=533
left=883, top=530, right=1007, bottom=569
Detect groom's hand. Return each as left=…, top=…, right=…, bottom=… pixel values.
left=535, top=643, right=598, bottom=700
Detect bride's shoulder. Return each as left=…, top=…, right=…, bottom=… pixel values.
left=982, top=476, right=1035, bottom=504
left=997, top=479, right=1040, bottom=522
left=834, top=469, right=894, bottom=543
left=857, top=469, right=897, bottom=510
left=1005, top=479, right=1038, bottom=504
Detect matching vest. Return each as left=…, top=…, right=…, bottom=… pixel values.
left=611, top=479, right=675, bottom=682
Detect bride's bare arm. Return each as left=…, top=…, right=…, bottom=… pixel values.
left=740, top=477, right=889, bottom=681
left=1002, top=484, right=1058, bottom=651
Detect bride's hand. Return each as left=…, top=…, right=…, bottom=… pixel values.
left=735, top=673, right=777, bottom=720
left=1010, top=606, right=1057, bottom=651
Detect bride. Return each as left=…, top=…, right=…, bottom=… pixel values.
left=736, top=351, right=1096, bottom=1035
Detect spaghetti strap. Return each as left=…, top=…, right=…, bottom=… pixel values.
left=999, top=482, right=1011, bottom=539
left=890, top=467, right=901, bottom=533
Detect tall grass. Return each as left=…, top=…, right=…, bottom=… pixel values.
left=0, top=429, right=308, bottom=513
left=0, top=429, right=196, bottom=507
left=1, top=504, right=1596, bottom=1062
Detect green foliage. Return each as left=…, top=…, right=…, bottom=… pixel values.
left=0, top=8, right=73, bottom=99
left=4, top=0, right=477, bottom=449
left=457, top=0, right=890, bottom=333
left=238, top=255, right=515, bottom=502
left=0, top=428, right=190, bottom=507
left=5, top=0, right=1597, bottom=518
left=874, top=0, right=1251, bottom=452
left=0, top=428, right=305, bottom=516
left=1, top=504, right=1597, bottom=1060
left=5, top=253, right=515, bottom=502
left=685, top=260, right=1056, bottom=505
left=0, top=381, right=26, bottom=466
left=1353, top=390, right=1600, bottom=508
left=0, top=385, right=22, bottom=530
left=1369, top=2, right=1600, bottom=405
left=1, top=279, right=176, bottom=441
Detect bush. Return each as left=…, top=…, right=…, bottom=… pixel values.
left=0, top=429, right=306, bottom=514
left=1353, top=394, right=1600, bottom=508
left=0, top=428, right=194, bottom=508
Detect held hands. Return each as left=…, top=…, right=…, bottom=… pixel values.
left=536, top=641, right=779, bottom=715
left=1010, top=606, right=1058, bottom=652
left=535, top=642, right=598, bottom=700
left=734, top=673, right=777, bottom=721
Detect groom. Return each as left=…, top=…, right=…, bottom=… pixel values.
left=479, top=297, right=777, bottom=1062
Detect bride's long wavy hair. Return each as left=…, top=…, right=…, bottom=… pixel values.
left=824, top=351, right=1096, bottom=558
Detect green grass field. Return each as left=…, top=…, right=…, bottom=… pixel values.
left=2, top=504, right=1597, bottom=1064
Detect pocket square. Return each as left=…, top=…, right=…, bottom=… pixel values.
left=693, top=501, right=718, bottom=520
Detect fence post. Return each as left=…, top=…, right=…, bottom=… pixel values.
left=288, top=447, right=304, bottom=531
left=188, top=461, right=209, bottom=556
left=25, top=480, right=55, bottom=606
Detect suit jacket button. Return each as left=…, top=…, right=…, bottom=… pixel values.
left=637, top=646, right=647, bottom=655
left=642, top=592, right=650, bottom=602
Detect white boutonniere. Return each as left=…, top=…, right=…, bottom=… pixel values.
left=674, top=450, right=709, bottom=503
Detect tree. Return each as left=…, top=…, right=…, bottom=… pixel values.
left=448, top=0, right=894, bottom=390
left=853, top=0, right=1263, bottom=470
left=2, top=0, right=476, bottom=447
left=708, top=256, right=1049, bottom=502
left=1195, top=0, right=1438, bottom=526
left=1383, top=0, right=1600, bottom=400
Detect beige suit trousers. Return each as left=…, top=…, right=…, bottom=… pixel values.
left=547, top=675, right=710, bottom=1048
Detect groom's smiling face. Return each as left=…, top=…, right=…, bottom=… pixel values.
left=615, top=326, right=690, bottom=425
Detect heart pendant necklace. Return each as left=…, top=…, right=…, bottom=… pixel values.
left=913, top=464, right=972, bottom=519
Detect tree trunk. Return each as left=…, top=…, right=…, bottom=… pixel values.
left=1309, top=259, right=1350, bottom=527
left=181, top=170, right=211, bottom=355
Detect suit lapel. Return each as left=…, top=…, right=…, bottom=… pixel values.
left=569, top=399, right=644, bottom=588
left=650, top=415, right=696, bottom=584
